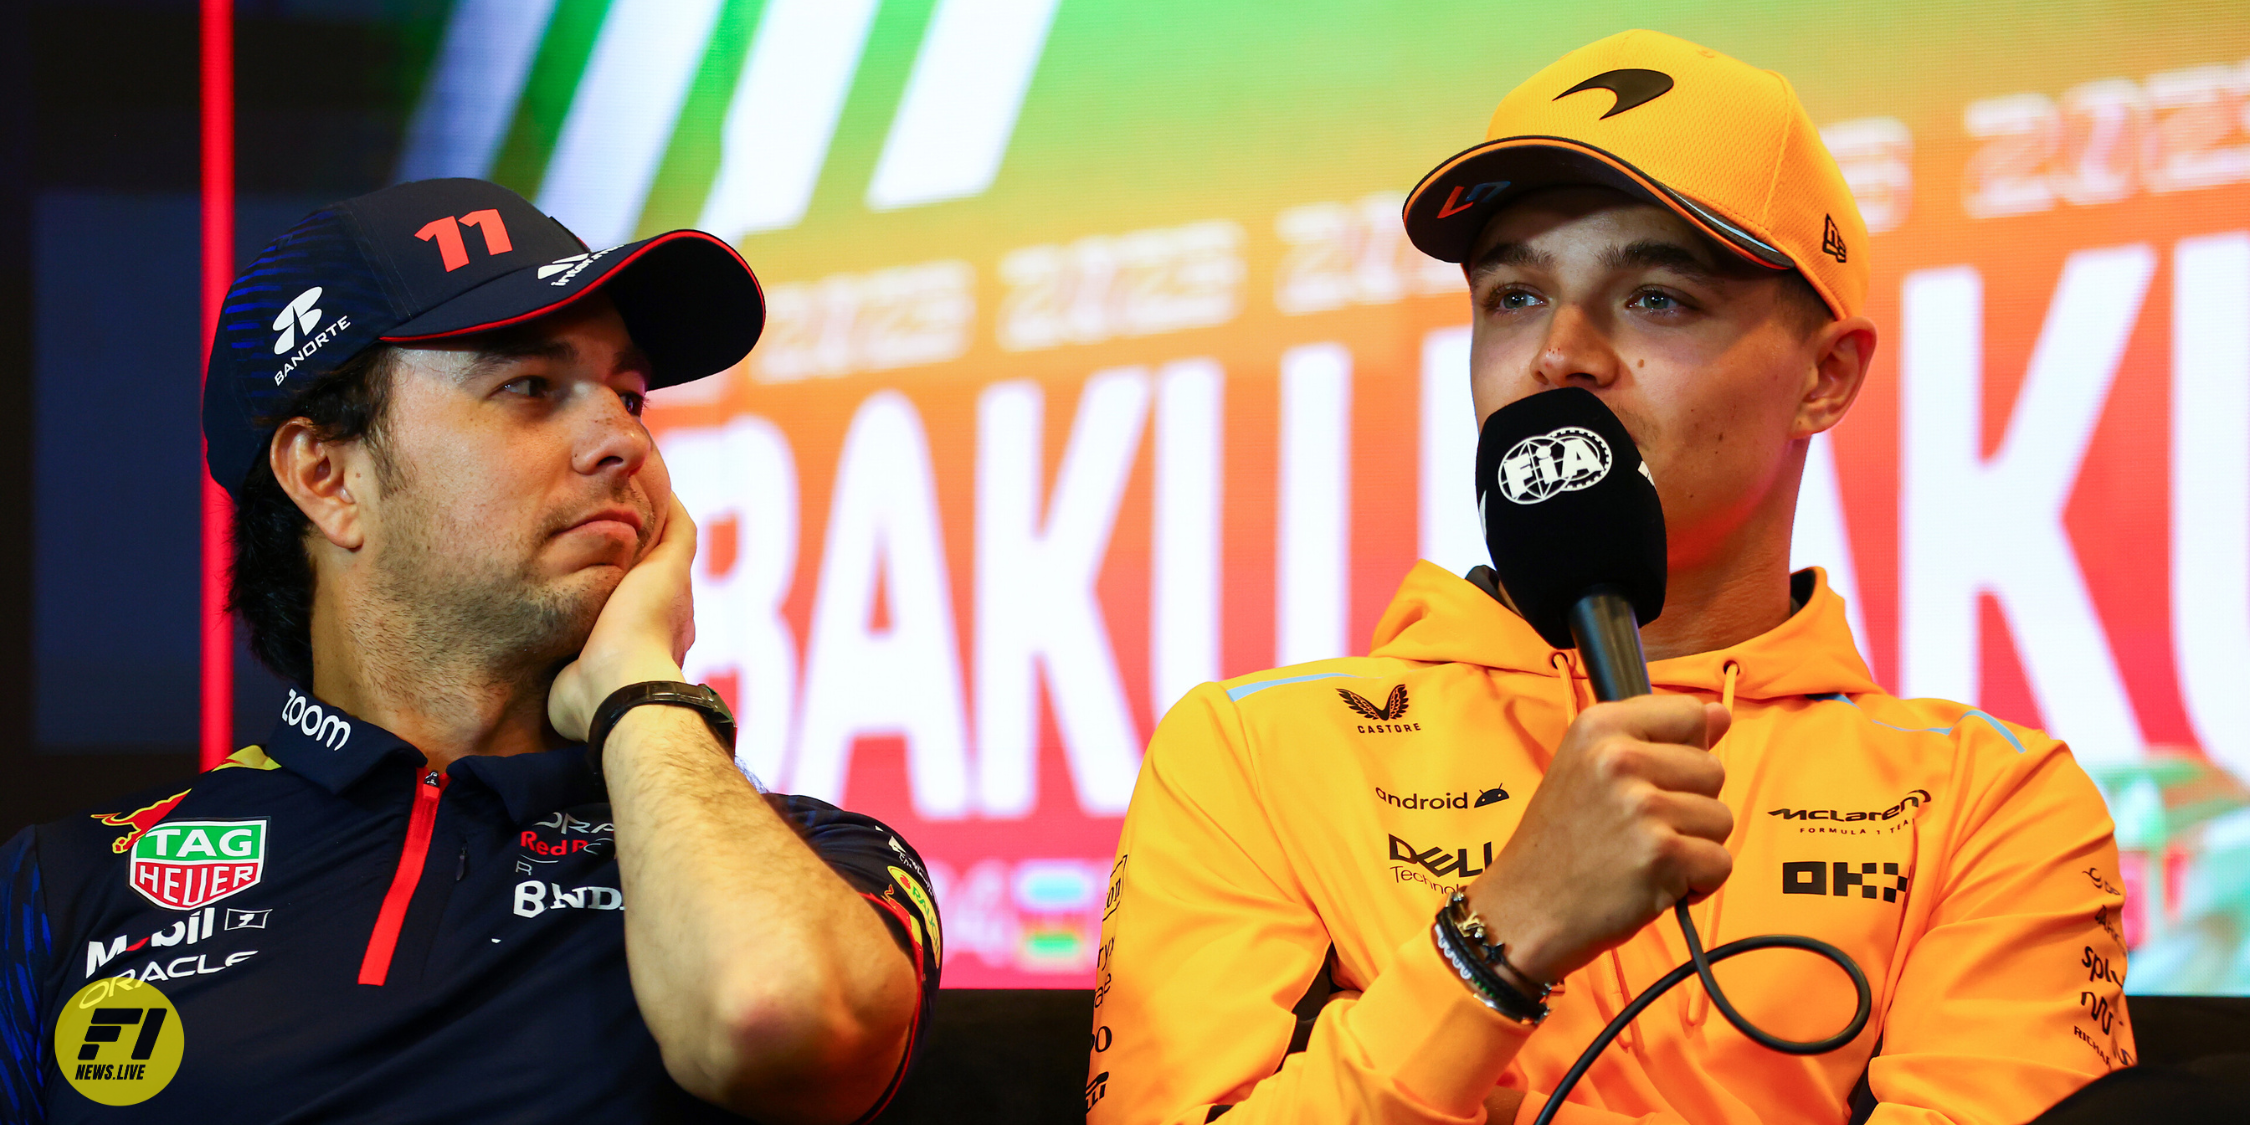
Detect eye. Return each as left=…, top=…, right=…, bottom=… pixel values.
left=499, top=375, right=551, bottom=398
left=1485, top=286, right=1544, bottom=314
left=619, top=389, right=647, bottom=417
left=1627, top=289, right=1685, bottom=313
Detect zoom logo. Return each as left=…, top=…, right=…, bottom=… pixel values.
left=280, top=688, right=351, bottom=750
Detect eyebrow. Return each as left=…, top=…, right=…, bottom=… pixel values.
left=1466, top=241, right=1554, bottom=284
left=1467, top=237, right=1735, bottom=286
left=462, top=338, right=655, bottom=383
left=464, top=339, right=576, bottom=382
left=1599, top=239, right=1728, bottom=284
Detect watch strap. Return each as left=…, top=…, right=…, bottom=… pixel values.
left=585, top=681, right=737, bottom=780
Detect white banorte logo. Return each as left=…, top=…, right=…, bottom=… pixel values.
left=279, top=688, right=351, bottom=750
left=271, top=287, right=323, bottom=355
left=1497, top=426, right=1613, bottom=504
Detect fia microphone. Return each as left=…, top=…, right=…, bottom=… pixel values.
left=1474, top=386, right=1665, bottom=701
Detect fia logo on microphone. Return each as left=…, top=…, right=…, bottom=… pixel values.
left=1496, top=426, right=1612, bottom=503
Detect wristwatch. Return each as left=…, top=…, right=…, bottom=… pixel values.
left=585, top=681, right=737, bottom=781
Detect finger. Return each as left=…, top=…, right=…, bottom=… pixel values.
left=650, top=494, right=698, bottom=567
left=1674, top=839, right=1734, bottom=897
left=1584, top=695, right=1713, bottom=750
left=1613, top=741, right=1727, bottom=796
left=1701, top=702, right=1732, bottom=751
left=1646, top=790, right=1734, bottom=843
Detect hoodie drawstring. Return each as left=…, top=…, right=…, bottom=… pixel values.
left=1551, top=652, right=1580, bottom=724
left=1685, top=660, right=1746, bottom=1031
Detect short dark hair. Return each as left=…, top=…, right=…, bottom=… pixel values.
left=1778, top=269, right=1836, bottom=336
left=228, top=346, right=398, bottom=685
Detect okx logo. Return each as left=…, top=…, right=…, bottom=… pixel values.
left=1782, top=860, right=1909, bottom=903
left=270, top=287, right=323, bottom=354
left=128, top=821, right=267, bottom=911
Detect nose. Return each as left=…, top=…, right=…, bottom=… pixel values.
left=1531, top=302, right=1625, bottom=390
left=573, top=387, right=653, bottom=479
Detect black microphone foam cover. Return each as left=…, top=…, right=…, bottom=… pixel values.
left=1475, top=387, right=1666, bottom=649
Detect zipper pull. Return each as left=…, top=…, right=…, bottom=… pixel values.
left=423, top=770, right=443, bottom=787
left=455, top=844, right=469, bottom=882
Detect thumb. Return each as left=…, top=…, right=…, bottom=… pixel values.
left=1700, top=702, right=1732, bottom=750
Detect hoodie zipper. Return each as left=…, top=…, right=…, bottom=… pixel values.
left=358, top=769, right=449, bottom=986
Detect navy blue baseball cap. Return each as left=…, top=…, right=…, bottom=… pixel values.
left=203, top=178, right=764, bottom=496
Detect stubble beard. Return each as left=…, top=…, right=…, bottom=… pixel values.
left=366, top=477, right=618, bottom=692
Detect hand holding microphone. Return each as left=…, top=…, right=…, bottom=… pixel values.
left=1469, top=694, right=1734, bottom=987
left=1459, top=386, right=1731, bottom=986
left=1447, top=389, right=1867, bottom=1124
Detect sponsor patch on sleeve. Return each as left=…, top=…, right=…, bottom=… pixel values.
left=888, top=865, right=941, bottom=963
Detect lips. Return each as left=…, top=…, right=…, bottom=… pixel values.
left=563, top=506, right=646, bottom=539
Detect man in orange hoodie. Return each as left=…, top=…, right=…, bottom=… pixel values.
left=1087, top=30, right=2136, bottom=1125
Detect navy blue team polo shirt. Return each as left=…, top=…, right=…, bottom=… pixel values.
left=0, top=687, right=943, bottom=1122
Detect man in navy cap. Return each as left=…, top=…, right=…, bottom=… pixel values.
left=0, top=180, right=941, bottom=1123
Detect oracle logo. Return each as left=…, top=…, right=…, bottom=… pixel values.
left=270, top=288, right=323, bottom=355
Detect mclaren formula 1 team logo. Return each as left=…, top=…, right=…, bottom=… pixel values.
left=128, top=820, right=268, bottom=911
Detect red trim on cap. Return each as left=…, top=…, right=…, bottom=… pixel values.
left=378, top=229, right=762, bottom=343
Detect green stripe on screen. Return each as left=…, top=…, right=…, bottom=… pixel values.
left=488, top=0, right=617, bottom=203
left=634, top=0, right=768, bottom=239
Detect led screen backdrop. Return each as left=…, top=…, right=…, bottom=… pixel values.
left=393, top=0, right=2250, bottom=988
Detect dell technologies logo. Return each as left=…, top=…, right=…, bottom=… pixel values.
left=1496, top=426, right=1612, bottom=504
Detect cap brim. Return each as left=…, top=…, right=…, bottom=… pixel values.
left=1402, top=136, right=1794, bottom=271
left=381, top=230, right=764, bottom=388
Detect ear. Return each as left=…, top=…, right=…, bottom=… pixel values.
left=1794, top=314, right=1878, bottom=440
left=269, top=419, right=368, bottom=551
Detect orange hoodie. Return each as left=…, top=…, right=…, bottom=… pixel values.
left=1086, top=563, right=2134, bottom=1125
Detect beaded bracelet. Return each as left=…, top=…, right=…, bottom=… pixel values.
left=1431, top=899, right=1549, bottom=1025
left=1444, top=890, right=1557, bottom=1002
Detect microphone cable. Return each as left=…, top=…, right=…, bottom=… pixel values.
left=1528, top=900, right=1873, bottom=1125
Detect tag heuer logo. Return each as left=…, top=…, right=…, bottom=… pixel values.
left=128, top=820, right=267, bottom=911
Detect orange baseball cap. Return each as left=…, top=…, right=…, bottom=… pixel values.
left=1403, top=29, right=1867, bottom=319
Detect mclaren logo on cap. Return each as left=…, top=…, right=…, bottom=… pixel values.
left=1555, top=69, right=1675, bottom=119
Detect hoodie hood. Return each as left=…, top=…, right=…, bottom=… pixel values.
left=1369, top=561, right=1881, bottom=701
